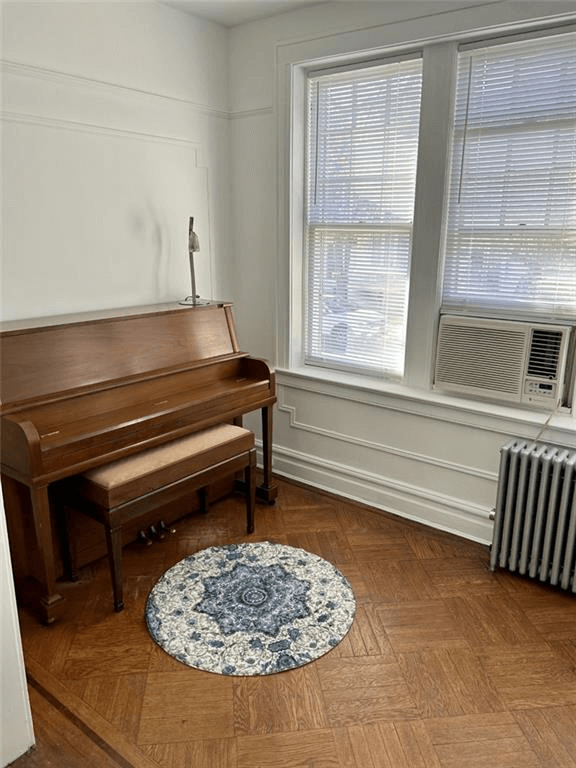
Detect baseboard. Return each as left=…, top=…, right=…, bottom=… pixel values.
left=270, top=445, right=493, bottom=545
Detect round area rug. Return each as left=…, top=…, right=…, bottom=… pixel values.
left=145, top=541, right=355, bottom=676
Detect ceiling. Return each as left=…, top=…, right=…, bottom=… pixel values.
left=160, top=0, right=326, bottom=27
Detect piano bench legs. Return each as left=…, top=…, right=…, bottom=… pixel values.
left=106, top=525, right=124, bottom=612
left=57, top=425, right=257, bottom=613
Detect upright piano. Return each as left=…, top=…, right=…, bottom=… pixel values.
left=0, top=302, right=277, bottom=623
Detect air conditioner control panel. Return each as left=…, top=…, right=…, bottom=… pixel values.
left=524, top=378, right=558, bottom=402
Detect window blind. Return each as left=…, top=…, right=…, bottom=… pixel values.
left=442, top=30, right=576, bottom=319
left=305, top=57, right=423, bottom=376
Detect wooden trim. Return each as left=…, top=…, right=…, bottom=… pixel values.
left=26, top=657, right=159, bottom=768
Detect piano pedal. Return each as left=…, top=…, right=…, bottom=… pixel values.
left=138, top=529, right=153, bottom=547
left=158, top=520, right=176, bottom=536
left=148, top=524, right=164, bottom=541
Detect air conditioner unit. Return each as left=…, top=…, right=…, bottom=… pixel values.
left=434, top=315, right=572, bottom=409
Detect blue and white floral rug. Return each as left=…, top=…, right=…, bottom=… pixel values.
left=145, top=541, right=356, bottom=676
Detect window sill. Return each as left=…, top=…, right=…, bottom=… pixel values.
left=276, top=365, right=576, bottom=441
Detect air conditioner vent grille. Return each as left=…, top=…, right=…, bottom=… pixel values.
left=527, top=330, right=563, bottom=379
left=435, top=324, right=526, bottom=394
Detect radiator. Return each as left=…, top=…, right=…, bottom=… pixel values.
left=490, top=440, right=576, bottom=592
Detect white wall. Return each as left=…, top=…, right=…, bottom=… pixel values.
left=228, top=1, right=576, bottom=543
left=1, top=1, right=576, bottom=762
left=1, top=1, right=231, bottom=320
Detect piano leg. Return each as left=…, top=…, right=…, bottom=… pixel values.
left=232, top=410, right=277, bottom=503
left=258, top=405, right=278, bottom=504
left=2, top=476, right=66, bottom=623
left=6, top=483, right=65, bottom=624
left=31, top=486, right=66, bottom=623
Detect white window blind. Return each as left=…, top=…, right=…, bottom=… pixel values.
left=305, top=57, right=423, bottom=376
left=443, top=30, right=576, bottom=319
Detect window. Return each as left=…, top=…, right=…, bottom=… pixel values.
left=295, top=27, right=576, bottom=389
left=304, top=56, right=423, bottom=377
left=442, top=31, right=576, bottom=319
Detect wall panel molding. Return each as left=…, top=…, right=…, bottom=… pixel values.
left=1, top=57, right=223, bottom=163
left=273, top=373, right=574, bottom=543
left=229, top=107, right=274, bottom=120
left=278, top=402, right=495, bottom=483
left=1, top=110, right=203, bottom=153
left=2, top=58, right=276, bottom=125
left=1, top=56, right=218, bottom=319
left=1, top=59, right=228, bottom=118
left=277, top=370, right=576, bottom=445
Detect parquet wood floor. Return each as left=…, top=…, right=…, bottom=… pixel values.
left=12, top=476, right=576, bottom=768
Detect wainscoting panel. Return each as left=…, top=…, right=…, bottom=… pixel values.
left=271, top=440, right=493, bottom=543
left=1, top=59, right=224, bottom=321
left=263, top=375, right=576, bottom=544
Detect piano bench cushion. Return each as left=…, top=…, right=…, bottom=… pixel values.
left=75, top=424, right=255, bottom=509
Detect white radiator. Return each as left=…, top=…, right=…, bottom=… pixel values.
left=490, top=440, right=576, bottom=592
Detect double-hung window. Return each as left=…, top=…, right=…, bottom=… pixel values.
left=304, top=56, right=423, bottom=377
left=442, top=30, right=576, bottom=320
left=297, top=27, right=575, bottom=389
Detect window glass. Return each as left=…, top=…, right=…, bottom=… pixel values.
left=442, top=31, right=576, bottom=318
left=305, top=58, right=423, bottom=376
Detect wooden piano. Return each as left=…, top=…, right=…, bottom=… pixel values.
left=0, top=302, right=277, bottom=623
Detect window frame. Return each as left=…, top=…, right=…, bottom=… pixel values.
left=303, top=53, right=424, bottom=379
left=286, top=22, right=576, bottom=398
left=441, top=28, right=576, bottom=321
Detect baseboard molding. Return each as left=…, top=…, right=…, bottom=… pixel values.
left=270, top=444, right=493, bottom=545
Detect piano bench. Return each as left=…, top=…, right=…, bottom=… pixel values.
left=58, top=424, right=256, bottom=612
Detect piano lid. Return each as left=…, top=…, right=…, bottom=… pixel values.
left=0, top=302, right=241, bottom=411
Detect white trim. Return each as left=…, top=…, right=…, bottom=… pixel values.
left=274, top=5, right=576, bottom=64
left=272, top=372, right=575, bottom=546
left=1, top=110, right=204, bottom=152
left=229, top=107, right=274, bottom=120
left=459, top=19, right=576, bottom=50
left=278, top=402, right=495, bottom=482
left=270, top=442, right=494, bottom=544
left=1, top=59, right=229, bottom=119
left=277, top=368, right=576, bottom=445
left=2, top=58, right=275, bottom=124
left=307, top=48, right=422, bottom=78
